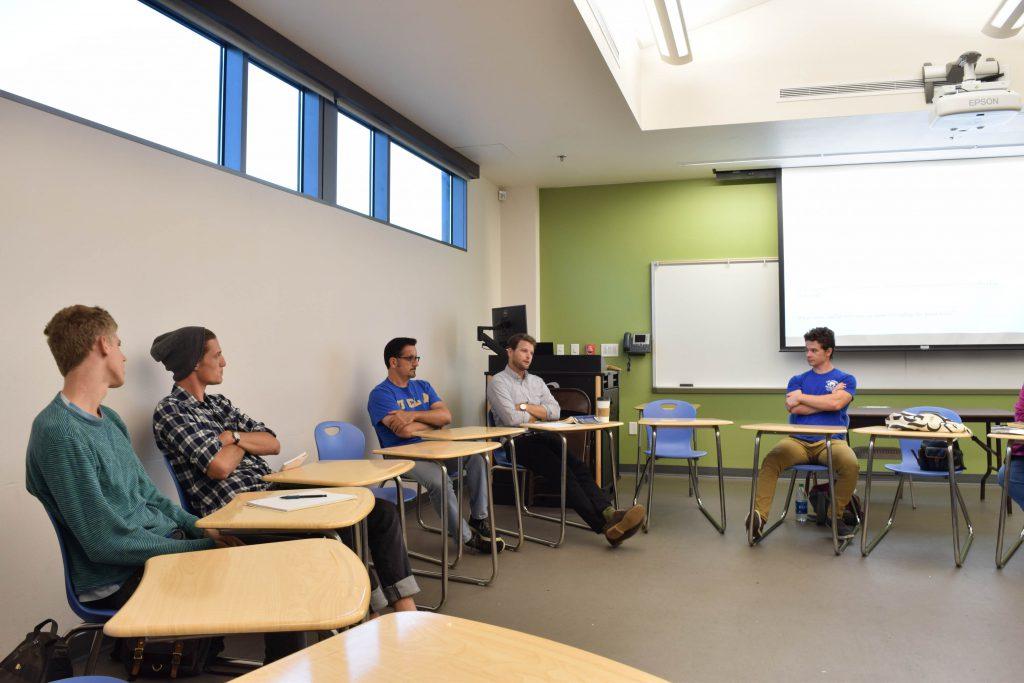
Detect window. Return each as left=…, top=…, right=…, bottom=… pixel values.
left=389, top=142, right=444, bottom=240
left=336, top=112, right=372, bottom=215
left=0, top=0, right=221, bottom=162
left=245, top=62, right=300, bottom=190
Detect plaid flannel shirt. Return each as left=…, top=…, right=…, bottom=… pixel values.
left=153, top=385, right=275, bottom=517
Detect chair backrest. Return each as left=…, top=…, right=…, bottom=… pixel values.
left=160, top=452, right=196, bottom=516
left=550, top=388, right=591, bottom=416
left=314, top=421, right=366, bottom=461
left=898, top=406, right=962, bottom=467
left=43, top=509, right=116, bottom=622
left=643, top=400, right=698, bottom=452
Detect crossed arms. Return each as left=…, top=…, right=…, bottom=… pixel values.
left=786, top=382, right=853, bottom=415
left=381, top=401, right=452, bottom=439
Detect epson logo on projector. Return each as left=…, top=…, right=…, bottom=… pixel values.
left=969, top=97, right=999, bottom=107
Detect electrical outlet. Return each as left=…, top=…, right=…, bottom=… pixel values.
left=555, top=344, right=565, bottom=355
left=601, top=343, right=619, bottom=357
left=570, top=343, right=580, bottom=355
left=628, top=421, right=638, bottom=435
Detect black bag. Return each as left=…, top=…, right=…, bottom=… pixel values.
left=914, top=439, right=965, bottom=472
left=808, top=484, right=863, bottom=526
left=117, top=637, right=216, bottom=679
left=0, top=619, right=73, bottom=683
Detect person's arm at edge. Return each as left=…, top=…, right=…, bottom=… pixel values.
left=410, top=399, right=452, bottom=428
left=536, top=380, right=561, bottom=421
left=797, top=390, right=853, bottom=412
left=224, top=398, right=281, bottom=456
left=1015, top=384, right=1024, bottom=422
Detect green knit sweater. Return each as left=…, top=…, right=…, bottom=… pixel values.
left=26, top=394, right=214, bottom=594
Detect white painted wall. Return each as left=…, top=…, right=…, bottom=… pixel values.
left=0, top=96, right=502, bottom=647
left=498, top=186, right=541, bottom=338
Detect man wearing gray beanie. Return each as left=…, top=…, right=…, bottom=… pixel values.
left=151, top=328, right=419, bottom=614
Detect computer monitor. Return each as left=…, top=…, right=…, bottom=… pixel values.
left=491, top=305, right=528, bottom=348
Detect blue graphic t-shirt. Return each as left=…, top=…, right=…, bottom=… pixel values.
left=368, top=378, right=442, bottom=448
left=787, top=368, right=856, bottom=442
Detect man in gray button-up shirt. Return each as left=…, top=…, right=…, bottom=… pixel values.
left=487, top=333, right=644, bottom=547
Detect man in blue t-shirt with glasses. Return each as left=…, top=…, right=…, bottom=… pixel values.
left=368, top=337, right=503, bottom=554
left=746, top=326, right=860, bottom=541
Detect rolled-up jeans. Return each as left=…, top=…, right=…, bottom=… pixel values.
left=997, top=458, right=1024, bottom=510
left=406, top=455, right=488, bottom=542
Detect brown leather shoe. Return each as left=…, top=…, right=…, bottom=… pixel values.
left=603, top=504, right=645, bottom=547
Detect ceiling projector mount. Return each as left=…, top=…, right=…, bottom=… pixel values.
left=923, top=51, right=1022, bottom=136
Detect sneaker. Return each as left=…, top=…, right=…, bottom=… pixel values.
left=468, top=516, right=497, bottom=540
left=745, top=511, right=765, bottom=541
left=826, top=514, right=857, bottom=540
left=603, top=504, right=645, bottom=547
left=466, top=529, right=505, bottom=554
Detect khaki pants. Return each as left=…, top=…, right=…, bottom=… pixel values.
left=754, top=437, right=859, bottom=520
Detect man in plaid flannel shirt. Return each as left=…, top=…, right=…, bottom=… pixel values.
left=151, top=326, right=418, bottom=613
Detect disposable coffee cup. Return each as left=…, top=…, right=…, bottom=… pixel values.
left=596, top=399, right=611, bottom=423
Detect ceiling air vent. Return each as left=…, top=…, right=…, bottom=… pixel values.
left=779, top=79, right=923, bottom=101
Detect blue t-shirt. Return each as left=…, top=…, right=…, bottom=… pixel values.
left=787, top=368, right=856, bottom=442
left=367, top=378, right=442, bottom=448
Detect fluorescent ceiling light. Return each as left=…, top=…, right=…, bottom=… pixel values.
left=982, top=0, right=1024, bottom=37
left=645, top=0, right=692, bottom=64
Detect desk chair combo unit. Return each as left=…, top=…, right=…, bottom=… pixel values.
left=743, top=423, right=859, bottom=555
left=633, top=400, right=728, bottom=534
left=857, top=407, right=975, bottom=567
left=991, top=432, right=1024, bottom=569
left=372, top=439, right=502, bottom=611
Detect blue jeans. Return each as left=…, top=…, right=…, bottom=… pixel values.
left=407, top=455, right=488, bottom=542
left=997, top=458, right=1024, bottom=510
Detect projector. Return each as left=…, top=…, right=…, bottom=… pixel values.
left=924, top=52, right=1022, bottom=134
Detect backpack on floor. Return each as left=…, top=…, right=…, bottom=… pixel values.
left=0, top=619, right=73, bottom=683
left=808, top=484, right=862, bottom=526
left=116, top=637, right=217, bottom=679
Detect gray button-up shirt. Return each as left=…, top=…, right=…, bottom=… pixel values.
left=487, top=365, right=561, bottom=426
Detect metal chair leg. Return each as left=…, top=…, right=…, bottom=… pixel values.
left=996, top=444, right=1024, bottom=568
left=948, top=445, right=974, bottom=567
left=908, top=475, right=917, bottom=509
left=517, top=433, right=573, bottom=546
left=492, top=436, right=526, bottom=551
left=642, top=429, right=658, bottom=532
left=689, top=426, right=726, bottom=533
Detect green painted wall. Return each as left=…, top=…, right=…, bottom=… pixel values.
left=539, top=178, right=1014, bottom=475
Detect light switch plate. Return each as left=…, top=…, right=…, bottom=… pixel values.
left=570, top=343, right=580, bottom=355
left=628, top=421, right=638, bottom=435
left=555, top=344, right=565, bottom=355
left=601, top=343, right=619, bottom=357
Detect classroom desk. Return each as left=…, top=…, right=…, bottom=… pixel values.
left=233, top=611, right=667, bottom=682
left=635, top=418, right=731, bottom=533
left=196, top=487, right=375, bottom=562
left=854, top=426, right=975, bottom=567
left=523, top=421, right=623, bottom=547
left=419, top=426, right=528, bottom=549
left=103, top=538, right=369, bottom=639
left=263, top=459, right=415, bottom=488
left=372, top=440, right=501, bottom=612
left=988, top=433, right=1024, bottom=569
left=741, top=423, right=851, bottom=554
left=848, top=407, right=1013, bottom=500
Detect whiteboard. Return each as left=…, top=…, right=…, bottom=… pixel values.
left=651, top=259, right=1023, bottom=390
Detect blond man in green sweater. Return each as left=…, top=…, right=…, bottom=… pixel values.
left=26, top=305, right=303, bottom=663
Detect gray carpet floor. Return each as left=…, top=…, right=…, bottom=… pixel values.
left=87, top=473, right=1023, bottom=681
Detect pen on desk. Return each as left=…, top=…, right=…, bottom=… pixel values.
left=279, top=494, right=328, bottom=500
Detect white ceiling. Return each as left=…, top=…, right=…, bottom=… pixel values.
left=233, top=0, right=1024, bottom=187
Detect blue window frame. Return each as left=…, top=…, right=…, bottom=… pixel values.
left=0, top=0, right=468, bottom=250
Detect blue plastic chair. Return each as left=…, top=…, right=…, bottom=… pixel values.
left=313, top=421, right=417, bottom=506
left=636, top=400, right=724, bottom=533
left=43, top=509, right=114, bottom=675
left=160, top=451, right=196, bottom=516
left=861, top=406, right=974, bottom=566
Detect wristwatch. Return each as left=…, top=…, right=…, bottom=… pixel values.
left=518, top=403, right=527, bottom=411
left=232, top=431, right=241, bottom=445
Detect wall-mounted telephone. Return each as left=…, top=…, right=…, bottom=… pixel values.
left=622, top=332, right=651, bottom=371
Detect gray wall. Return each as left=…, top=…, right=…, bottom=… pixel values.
left=0, top=96, right=501, bottom=646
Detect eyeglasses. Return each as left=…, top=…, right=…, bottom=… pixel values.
left=399, top=355, right=421, bottom=363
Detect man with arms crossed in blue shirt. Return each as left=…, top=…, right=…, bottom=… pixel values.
left=747, top=326, right=859, bottom=540
left=368, top=337, right=503, bottom=553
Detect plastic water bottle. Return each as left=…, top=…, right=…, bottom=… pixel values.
left=795, top=484, right=808, bottom=523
